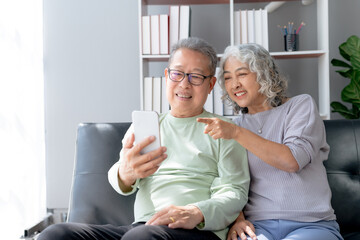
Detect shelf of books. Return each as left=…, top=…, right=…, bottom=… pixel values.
left=138, top=0, right=330, bottom=118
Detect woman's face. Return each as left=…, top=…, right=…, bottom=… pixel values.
left=223, top=56, right=270, bottom=114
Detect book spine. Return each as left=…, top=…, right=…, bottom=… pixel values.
left=261, top=9, right=269, bottom=50
left=161, top=76, right=170, bottom=113
left=241, top=10, right=248, bottom=44
left=152, top=77, right=162, bottom=114
left=160, top=14, right=169, bottom=55
left=254, top=9, right=263, bottom=46
left=234, top=10, right=241, bottom=45
left=150, top=15, right=160, bottom=55
left=247, top=9, right=255, bottom=43
left=141, top=16, right=151, bottom=54
left=169, top=5, right=180, bottom=49
left=144, top=77, right=153, bottom=111
left=179, top=5, right=190, bottom=40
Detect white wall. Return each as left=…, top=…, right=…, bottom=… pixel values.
left=44, top=0, right=139, bottom=208
left=43, top=0, right=360, bottom=209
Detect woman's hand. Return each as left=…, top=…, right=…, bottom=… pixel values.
left=146, top=205, right=204, bottom=229
left=227, top=212, right=257, bottom=240
left=197, top=117, right=238, bottom=140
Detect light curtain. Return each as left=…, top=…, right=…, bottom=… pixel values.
left=0, top=0, right=46, bottom=239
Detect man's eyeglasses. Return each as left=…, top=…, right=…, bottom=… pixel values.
left=167, top=68, right=212, bottom=86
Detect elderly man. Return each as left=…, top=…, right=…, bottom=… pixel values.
left=38, top=37, right=250, bottom=240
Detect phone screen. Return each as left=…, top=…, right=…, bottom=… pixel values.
left=132, top=111, right=161, bottom=154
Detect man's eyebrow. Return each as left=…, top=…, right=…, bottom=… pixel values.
left=171, top=65, right=206, bottom=74
left=191, top=68, right=205, bottom=74
left=171, top=64, right=183, bottom=69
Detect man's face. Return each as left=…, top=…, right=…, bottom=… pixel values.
left=165, top=48, right=216, bottom=118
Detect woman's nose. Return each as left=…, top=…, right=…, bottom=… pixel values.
left=232, top=78, right=241, bottom=89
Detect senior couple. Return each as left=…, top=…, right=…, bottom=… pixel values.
left=39, top=37, right=343, bottom=240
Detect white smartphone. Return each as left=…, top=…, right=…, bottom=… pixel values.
left=132, top=110, right=161, bottom=154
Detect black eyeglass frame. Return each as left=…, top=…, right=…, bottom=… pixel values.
left=167, top=68, right=213, bottom=86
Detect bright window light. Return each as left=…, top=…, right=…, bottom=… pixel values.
left=0, top=0, right=46, bottom=239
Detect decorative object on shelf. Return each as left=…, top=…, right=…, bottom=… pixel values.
left=330, top=35, right=360, bottom=119
left=284, top=33, right=298, bottom=51
left=278, top=22, right=305, bottom=51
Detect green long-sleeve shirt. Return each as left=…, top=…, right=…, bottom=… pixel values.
left=108, top=110, right=250, bottom=240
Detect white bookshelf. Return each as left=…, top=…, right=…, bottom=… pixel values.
left=138, top=0, right=330, bottom=119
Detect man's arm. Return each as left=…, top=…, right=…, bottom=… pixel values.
left=192, top=138, right=250, bottom=231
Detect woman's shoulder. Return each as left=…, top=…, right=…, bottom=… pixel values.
left=285, top=94, right=321, bottom=120
left=285, top=94, right=316, bottom=109
left=288, top=94, right=314, bottom=104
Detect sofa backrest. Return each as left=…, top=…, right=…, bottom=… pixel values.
left=67, top=122, right=135, bottom=225
left=67, top=120, right=360, bottom=238
left=323, top=119, right=360, bottom=235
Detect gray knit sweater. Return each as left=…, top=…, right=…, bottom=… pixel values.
left=233, top=94, right=336, bottom=222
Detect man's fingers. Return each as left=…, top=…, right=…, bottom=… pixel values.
left=133, top=135, right=156, bottom=154
left=146, top=206, right=171, bottom=225
left=131, top=152, right=167, bottom=178
left=124, top=133, right=135, bottom=149
left=141, top=154, right=167, bottom=175
left=196, top=117, right=214, bottom=125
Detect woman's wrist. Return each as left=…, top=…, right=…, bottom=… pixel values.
left=235, top=211, right=245, bottom=222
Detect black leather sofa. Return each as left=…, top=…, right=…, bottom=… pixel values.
left=65, top=120, right=359, bottom=240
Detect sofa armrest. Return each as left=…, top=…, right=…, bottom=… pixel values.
left=21, top=212, right=67, bottom=239
left=21, top=213, right=54, bottom=239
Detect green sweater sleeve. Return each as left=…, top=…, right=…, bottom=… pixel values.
left=192, top=138, right=250, bottom=231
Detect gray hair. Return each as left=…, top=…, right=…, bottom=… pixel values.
left=168, top=37, right=217, bottom=76
left=218, top=43, right=288, bottom=114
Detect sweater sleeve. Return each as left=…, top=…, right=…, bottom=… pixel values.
left=108, top=124, right=140, bottom=195
left=284, top=94, right=329, bottom=170
left=192, top=139, right=250, bottom=231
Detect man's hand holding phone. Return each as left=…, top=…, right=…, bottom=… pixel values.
left=118, top=111, right=167, bottom=191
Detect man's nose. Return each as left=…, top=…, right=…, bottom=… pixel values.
left=179, top=74, right=191, bottom=87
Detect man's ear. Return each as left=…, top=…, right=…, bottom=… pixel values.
left=164, top=68, right=169, bottom=84
left=208, top=76, right=216, bottom=94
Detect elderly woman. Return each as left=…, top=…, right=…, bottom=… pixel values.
left=197, top=43, right=343, bottom=240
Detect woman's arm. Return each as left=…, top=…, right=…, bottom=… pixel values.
left=234, top=126, right=299, bottom=172
left=197, top=118, right=299, bottom=173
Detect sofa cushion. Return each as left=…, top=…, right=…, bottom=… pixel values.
left=324, top=120, right=360, bottom=236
